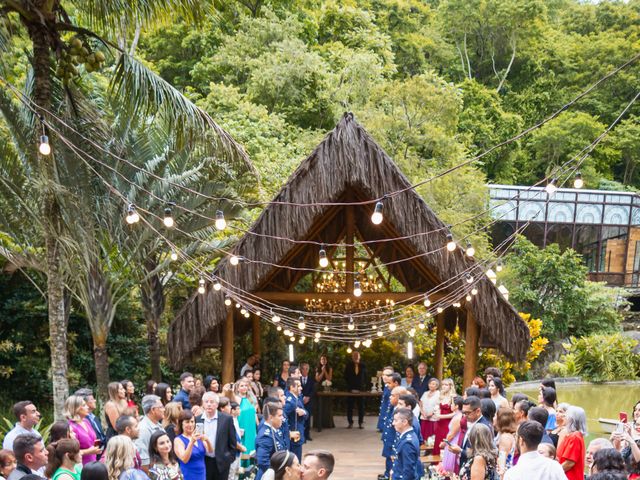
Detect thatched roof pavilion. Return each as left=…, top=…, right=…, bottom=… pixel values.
left=168, top=113, right=530, bottom=385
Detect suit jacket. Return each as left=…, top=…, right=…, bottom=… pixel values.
left=300, top=375, right=315, bottom=400
left=255, top=422, right=286, bottom=480
left=410, top=375, right=431, bottom=398
left=460, top=416, right=494, bottom=466
left=392, top=430, right=422, bottom=480
left=196, top=412, right=237, bottom=471
left=344, top=360, right=367, bottom=390
left=283, top=391, right=308, bottom=445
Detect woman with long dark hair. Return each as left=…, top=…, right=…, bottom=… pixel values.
left=45, top=439, right=82, bottom=480
left=263, top=451, right=301, bottom=480
left=121, top=380, right=137, bottom=409
left=488, top=378, right=509, bottom=410
left=314, top=355, right=333, bottom=384
left=148, top=430, right=182, bottom=480
left=154, top=384, right=173, bottom=406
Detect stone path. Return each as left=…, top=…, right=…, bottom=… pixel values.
left=302, top=415, right=384, bottom=480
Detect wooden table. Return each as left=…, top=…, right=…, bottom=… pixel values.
left=315, top=390, right=383, bottom=432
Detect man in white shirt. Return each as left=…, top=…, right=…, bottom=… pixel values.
left=135, top=395, right=165, bottom=472
left=3, top=402, right=41, bottom=451
left=504, top=421, right=566, bottom=480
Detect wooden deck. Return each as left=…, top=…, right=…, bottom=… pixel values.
left=302, top=415, right=384, bottom=480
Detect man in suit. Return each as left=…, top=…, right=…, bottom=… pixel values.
left=391, top=408, right=422, bottom=480
left=410, top=362, right=431, bottom=398
left=448, top=396, right=493, bottom=469
left=197, top=392, right=237, bottom=480
left=344, top=350, right=366, bottom=429
left=255, top=402, right=286, bottom=480
left=300, top=362, right=315, bottom=441
left=284, top=377, right=308, bottom=461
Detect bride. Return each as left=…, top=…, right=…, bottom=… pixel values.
left=262, top=451, right=302, bottom=480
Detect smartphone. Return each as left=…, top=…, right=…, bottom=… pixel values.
left=620, top=412, right=629, bottom=424
left=616, top=422, right=625, bottom=434
left=93, top=439, right=101, bottom=447
left=195, top=423, right=204, bottom=435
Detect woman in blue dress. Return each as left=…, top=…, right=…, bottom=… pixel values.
left=173, top=410, right=213, bottom=480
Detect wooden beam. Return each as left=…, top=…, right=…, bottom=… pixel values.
left=222, top=307, right=235, bottom=384
left=253, top=291, right=443, bottom=304
left=252, top=314, right=261, bottom=356
left=463, top=310, right=479, bottom=388
left=434, top=313, right=445, bottom=379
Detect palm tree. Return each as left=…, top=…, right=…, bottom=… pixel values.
left=1, top=0, right=251, bottom=417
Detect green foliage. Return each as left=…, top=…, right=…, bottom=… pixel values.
left=552, top=333, right=640, bottom=382
left=503, top=236, right=624, bottom=339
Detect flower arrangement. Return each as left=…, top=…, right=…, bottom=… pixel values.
left=321, top=380, right=332, bottom=391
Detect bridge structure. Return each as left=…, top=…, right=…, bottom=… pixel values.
left=489, top=184, right=640, bottom=288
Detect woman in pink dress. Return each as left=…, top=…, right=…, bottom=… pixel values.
left=434, top=378, right=457, bottom=456
left=64, top=395, right=100, bottom=464
left=439, top=396, right=464, bottom=475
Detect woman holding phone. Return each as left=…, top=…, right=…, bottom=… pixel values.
left=173, top=410, right=213, bottom=480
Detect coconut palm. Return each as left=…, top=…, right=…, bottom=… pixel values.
left=0, top=0, right=252, bottom=416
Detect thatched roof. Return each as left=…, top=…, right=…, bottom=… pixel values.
left=168, top=113, right=530, bottom=368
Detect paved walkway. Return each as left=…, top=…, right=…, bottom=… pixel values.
left=302, top=415, right=384, bottom=480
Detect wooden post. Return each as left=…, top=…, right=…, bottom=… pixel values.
left=346, top=204, right=355, bottom=293
left=434, top=313, right=445, bottom=379
left=222, top=307, right=235, bottom=384
left=252, top=314, right=261, bottom=356
left=463, top=311, right=479, bottom=388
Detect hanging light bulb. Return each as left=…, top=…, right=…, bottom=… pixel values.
left=466, top=273, right=474, bottom=284
left=446, top=233, right=457, bottom=252
left=354, top=340, right=361, bottom=349
left=363, top=339, right=372, bottom=348
left=163, top=203, right=175, bottom=228
left=372, top=325, right=377, bottom=330
left=271, top=311, right=281, bottom=323
left=348, top=316, right=355, bottom=331
left=255, top=311, right=261, bottom=316
left=125, top=204, right=140, bottom=224
left=377, top=330, right=383, bottom=337
left=466, top=294, right=472, bottom=302
left=471, top=287, right=478, bottom=296
left=298, top=316, right=306, bottom=330
left=170, top=250, right=178, bottom=261
left=465, top=242, right=475, bottom=257
left=353, top=281, right=362, bottom=297
left=423, top=295, right=431, bottom=307
left=545, top=178, right=557, bottom=196
left=323, top=325, right=329, bottom=332
left=235, top=303, right=241, bottom=309
left=240, top=308, right=247, bottom=315
left=418, top=322, right=426, bottom=330
left=198, top=278, right=205, bottom=294
left=213, top=278, right=222, bottom=291
left=314, top=337, right=320, bottom=343
left=496, top=259, right=503, bottom=273
left=437, top=307, right=443, bottom=314
left=224, top=296, right=232, bottom=306
left=290, top=336, right=295, bottom=342
left=277, top=325, right=282, bottom=331
left=347, top=347, right=353, bottom=353
left=229, top=255, right=240, bottom=266
left=244, top=312, right=250, bottom=318
left=319, top=247, right=329, bottom=268
left=215, top=210, right=227, bottom=231
left=452, top=302, right=461, bottom=308
left=426, top=312, right=431, bottom=318
left=38, top=135, right=51, bottom=156
left=315, top=331, right=321, bottom=339
left=389, top=323, right=397, bottom=332
left=574, top=172, right=584, bottom=189
left=371, top=201, right=384, bottom=225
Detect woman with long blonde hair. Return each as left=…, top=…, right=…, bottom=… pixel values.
left=104, top=382, right=127, bottom=440
left=434, top=378, right=457, bottom=456
left=104, top=436, right=146, bottom=480
left=64, top=395, right=100, bottom=464
left=459, top=423, right=498, bottom=480
left=162, top=402, right=183, bottom=443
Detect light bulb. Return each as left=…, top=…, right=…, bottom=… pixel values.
left=466, top=273, right=474, bottom=284
left=574, top=172, right=584, bottom=189
left=452, top=302, right=461, bottom=308
left=314, top=337, right=320, bottom=343
left=377, top=330, right=383, bottom=337
left=255, top=311, right=261, bottom=316
left=319, top=248, right=329, bottom=268
left=354, top=340, right=361, bottom=348
left=240, top=308, right=247, bottom=315
left=224, top=297, right=232, bottom=306
left=272, top=312, right=281, bottom=323
left=244, top=312, right=250, bottom=318
left=465, top=242, right=475, bottom=257
left=372, top=325, right=377, bottom=330
left=235, top=303, right=240, bottom=309
left=419, top=322, right=425, bottom=330
left=545, top=178, right=557, bottom=196
left=496, top=259, right=503, bottom=272
left=466, top=294, right=472, bottom=302
left=170, top=251, right=178, bottom=261
left=215, top=210, right=227, bottom=231
left=125, top=204, right=140, bottom=224
left=471, top=287, right=478, bottom=296
left=290, top=336, right=295, bottom=342
left=298, top=317, right=306, bottom=330
left=389, top=323, right=396, bottom=332
left=198, top=278, right=205, bottom=294
left=39, top=135, right=51, bottom=156
left=163, top=206, right=175, bottom=228
left=277, top=326, right=282, bottom=331
left=230, top=255, right=240, bottom=266
left=353, top=281, right=362, bottom=297
left=426, top=312, right=431, bottom=318
left=315, top=331, right=321, bottom=339
left=446, top=233, right=456, bottom=252
left=347, top=347, right=353, bottom=353
left=299, top=338, right=304, bottom=344
left=423, top=295, right=431, bottom=307
left=371, top=201, right=384, bottom=225
left=348, top=317, right=355, bottom=330
left=323, top=325, right=329, bottom=332
left=437, top=307, right=443, bottom=314
left=213, top=279, right=222, bottom=291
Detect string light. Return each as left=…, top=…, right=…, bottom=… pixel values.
left=125, top=204, right=140, bottom=224
left=418, top=322, right=425, bottom=329
left=244, top=311, right=250, bottom=318
left=240, top=308, right=247, bottom=315
left=198, top=278, right=205, bottom=294
left=277, top=325, right=282, bottom=331
left=389, top=323, right=397, bottom=332
left=163, top=203, right=175, bottom=228
left=372, top=325, right=377, bottom=330
left=354, top=340, right=361, bottom=348
left=213, top=278, right=222, bottom=291
left=298, top=316, right=306, bottom=330
left=347, top=347, right=353, bottom=353
left=545, top=178, right=557, bottom=196
left=371, top=201, right=384, bottom=225
left=471, top=287, right=478, bottom=296
left=170, top=250, right=178, bottom=261
left=574, top=172, right=584, bottom=189
left=315, top=331, right=321, bottom=339
left=348, top=316, right=355, bottom=330
left=353, top=281, right=362, bottom=297
left=290, top=336, right=295, bottom=342
left=466, top=273, right=474, bottom=284
left=215, top=210, right=227, bottom=231
left=446, top=233, right=456, bottom=252
left=496, top=259, right=503, bottom=272
left=465, top=242, right=475, bottom=257
left=235, top=303, right=241, bottom=308
left=314, top=337, right=320, bottom=343
left=466, top=294, right=472, bottom=302
left=224, top=296, right=232, bottom=306
left=271, top=311, right=281, bottom=323
left=363, top=339, right=372, bottom=348
left=230, top=255, right=240, bottom=266
left=318, top=247, right=329, bottom=268
left=377, top=330, right=383, bottom=337
left=298, top=337, right=304, bottom=344
left=423, top=295, right=431, bottom=307
left=452, top=302, right=461, bottom=308
left=323, top=326, right=329, bottom=332
left=436, top=307, right=443, bottom=314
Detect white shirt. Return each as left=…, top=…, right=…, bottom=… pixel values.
left=504, top=451, right=566, bottom=480
left=202, top=411, right=218, bottom=458
left=3, top=424, right=41, bottom=450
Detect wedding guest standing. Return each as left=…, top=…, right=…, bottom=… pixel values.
left=344, top=351, right=366, bottom=429
left=104, top=383, right=127, bottom=441
left=377, top=368, right=393, bottom=432
left=419, top=378, right=440, bottom=445
left=314, top=356, right=333, bottom=386
left=45, top=439, right=81, bottom=480
left=556, top=406, right=586, bottom=480
left=64, top=396, right=100, bottom=465
left=148, top=431, right=182, bottom=480
left=299, top=363, right=315, bottom=442
left=236, top=379, right=258, bottom=463
left=401, top=366, right=415, bottom=388
left=273, top=361, right=291, bottom=391
left=173, top=410, right=212, bottom=480
left=411, top=362, right=431, bottom=398
left=3, top=402, right=41, bottom=451
left=391, top=408, right=422, bottom=480
left=434, top=379, right=456, bottom=456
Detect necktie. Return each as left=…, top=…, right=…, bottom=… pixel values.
left=355, top=363, right=359, bottom=375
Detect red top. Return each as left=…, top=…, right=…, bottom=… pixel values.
left=557, top=431, right=585, bottom=480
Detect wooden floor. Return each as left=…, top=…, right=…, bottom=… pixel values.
left=302, top=415, right=384, bottom=480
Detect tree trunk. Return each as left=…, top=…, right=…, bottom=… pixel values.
left=141, top=258, right=165, bottom=381
left=26, top=19, right=69, bottom=420
left=93, top=339, right=110, bottom=401
left=87, top=263, right=114, bottom=400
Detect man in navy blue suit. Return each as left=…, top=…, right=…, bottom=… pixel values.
left=410, top=362, right=431, bottom=398
left=391, top=408, right=422, bottom=480
left=284, top=377, right=308, bottom=461
left=300, top=362, right=315, bottom=441
left=448, top=396, right=494, bottom=469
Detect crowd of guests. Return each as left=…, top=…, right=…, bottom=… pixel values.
left=376, top=363, right=640, bottom=480
left=0, top=363, right=335, bottom=480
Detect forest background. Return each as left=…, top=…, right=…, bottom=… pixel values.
left=1, top=0, right=640, bottom=413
